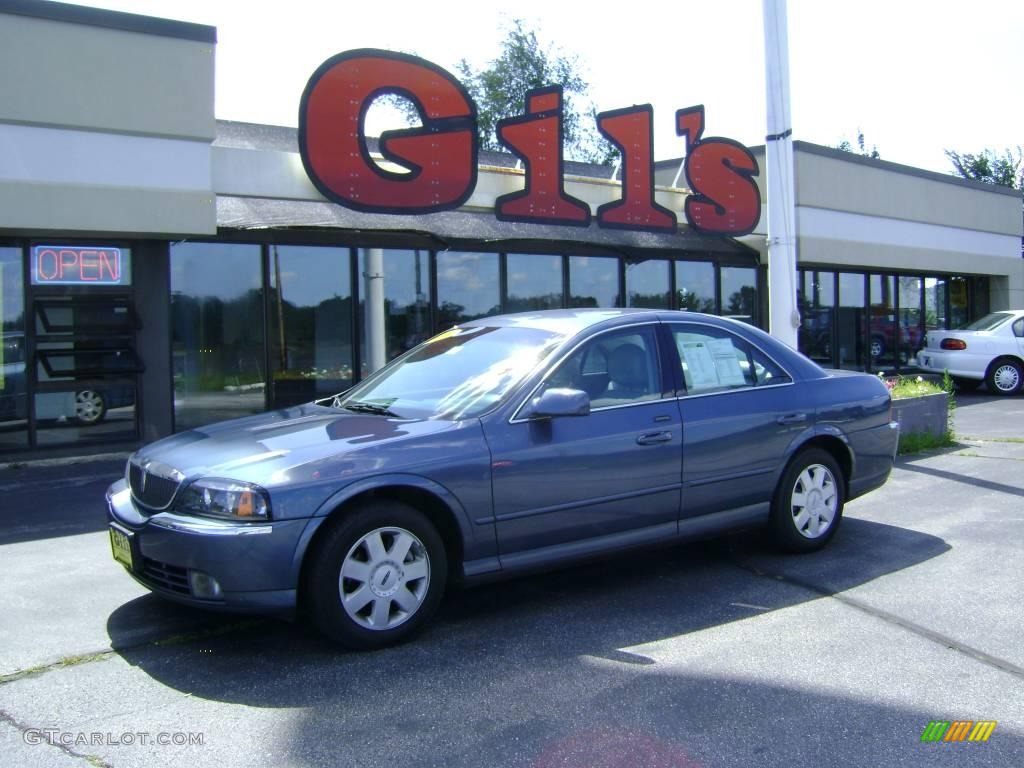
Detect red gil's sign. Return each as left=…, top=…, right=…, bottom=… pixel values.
left=299, top=49, right=761, bottom=236
left=31, top=246, right=124, bottom=286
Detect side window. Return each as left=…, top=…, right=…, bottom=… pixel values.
left=671, top=324, right=790, bottom=395
left=1013, top=318, right=1024, bottom=338
left=546, top=327, right=662, bottom=409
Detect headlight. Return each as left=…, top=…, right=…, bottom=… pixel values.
left=175, top=478, right=271, bottom=522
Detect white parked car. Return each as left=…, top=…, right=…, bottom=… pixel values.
left=917, top=310, right=1024, bottom=395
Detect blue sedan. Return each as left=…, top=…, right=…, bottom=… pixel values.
left=106, top=309, right=899, bottom=649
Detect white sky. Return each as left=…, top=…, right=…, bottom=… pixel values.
left=79, top=0, right=1022, bottom=175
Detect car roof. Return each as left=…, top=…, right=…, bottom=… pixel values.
left=460, top=308, right=745, bottom=335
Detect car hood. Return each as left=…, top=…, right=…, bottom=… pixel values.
left=131, top=403, right=468, bottom=486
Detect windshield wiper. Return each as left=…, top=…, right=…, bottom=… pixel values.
left=342, top=401, right=400, bottom=417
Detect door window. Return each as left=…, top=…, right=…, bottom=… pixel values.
left=672, top=325, right=790, bottom=395
left=546, top=326, right=662, bottom=408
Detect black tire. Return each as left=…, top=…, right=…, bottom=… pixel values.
left=951, top=376, right=981, bottom=392
left=985, top=359, right=1023, bottom=396
left=304, top=500, right=447, bottom=650
left=770, top=448, right=845, bottom=553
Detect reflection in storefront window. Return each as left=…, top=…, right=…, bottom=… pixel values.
left=837, top=272, right=866, bottom=370
left=0, top=248, right=28, bottom=448
left=269, top=245, right=354, bottom=408
left=869, top=274, right=897, bottom=370
left=720, top=266, right=758, bottom=325
left=798, top=271, right=835, bottom=365
left=569, top=256, right=618, bottom=308
left=626, top=259, right=669, bottom=309
left=924, top=277, right=946, bottom=331
left=359, top=249, right=431, bottom=372
left=675, top=261, right=716, bottom=313
left=171, top=243, right=265, bottom=431
left=506, top=253, right=563, bottom=312
left=949, top=276, right=970, bottom=328
left=436, top=251, right=500, bottom=329
left=898, top=276, right=924, bottom=366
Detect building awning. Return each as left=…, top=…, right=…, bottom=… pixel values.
left=216, top=195, right=759, bottom=263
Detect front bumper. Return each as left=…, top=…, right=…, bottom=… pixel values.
left=106, top=479, right=313, bottom=615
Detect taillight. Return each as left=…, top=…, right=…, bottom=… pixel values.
left=941, top=338, right=967, bottom=350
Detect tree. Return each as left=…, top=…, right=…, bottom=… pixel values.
left=455, top=19, right=616, bottom=165
left=945, top=147, right=1023, bottom=189
left=836, top=129, right=880, bottom=159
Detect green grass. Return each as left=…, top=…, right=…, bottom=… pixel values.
left=898, top=430, right=957, bottom=455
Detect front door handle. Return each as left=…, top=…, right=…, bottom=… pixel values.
left=637, top=430, right=673, bottom=446
left=777, top=412, right=808, bottom=426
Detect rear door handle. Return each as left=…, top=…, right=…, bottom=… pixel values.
left=777, top=412, right=808, bottom=426
left=637, top=430, right=673, bottom=445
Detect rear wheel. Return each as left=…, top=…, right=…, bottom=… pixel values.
left=305, top=500, right=447, bottom=650
left=985, top=359, right=1023, bottom=396
left=770, top=448, right=845, bottom=553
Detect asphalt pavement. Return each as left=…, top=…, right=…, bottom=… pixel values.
left=0, top=390, right=1022, bottom=768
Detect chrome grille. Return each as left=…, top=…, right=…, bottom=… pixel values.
left=127, top=461, right=182, bottom=510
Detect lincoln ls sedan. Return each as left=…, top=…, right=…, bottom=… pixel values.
left=107, top=309, right=899, bottom=649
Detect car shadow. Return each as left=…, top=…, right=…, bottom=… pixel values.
left=109, top=517, right=951, bottom=709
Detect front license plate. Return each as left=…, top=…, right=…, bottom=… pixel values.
left=109, top=525, right=135, bottom=571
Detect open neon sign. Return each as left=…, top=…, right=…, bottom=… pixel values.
left=299, top=49, right=761, bottom=236
left=31, top=246, right=127, bottom=286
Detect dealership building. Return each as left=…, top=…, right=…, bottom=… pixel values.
left=1, top=0, right=1021, bottom=455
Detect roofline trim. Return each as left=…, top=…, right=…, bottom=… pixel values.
left=0, top=0, right=217, bottom=44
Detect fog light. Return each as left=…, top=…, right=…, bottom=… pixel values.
left=188, top=570, right=223, bottom=600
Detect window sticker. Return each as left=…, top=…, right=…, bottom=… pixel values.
left=679, top=338, right=746, bottom=390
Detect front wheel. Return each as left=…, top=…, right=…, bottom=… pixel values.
left=770, top=448, right=845, bottom=553
left=304, top=500, right=447, bottom=650
left=985, top=359, right=1023, bottom=396
left=74, top=389, right=106, bottom=424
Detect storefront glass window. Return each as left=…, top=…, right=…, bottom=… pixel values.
left=569, top=256, right=618, bottom=308
left=837, top=272, right=866, bottom=370
left=626, top=259, right=669, bottom=309
left=949, top=276, right=970, bottom=328
left=268, top=245, right=354, bottom=408
left=506, top=253, right=563, bottom=312
left=720, top=266, right=758, bottom=325
left=798, top=270, right=834, bottom=365
left=675, top=261, right=716, bottom=313
left=359, top=249, right=431, bottom=374
left=869, top=274, right=897, bottom=370
left=0, top=248, right=28, bottom=449
left=898, top=276, right=924, bottom=367
left=436, top=251, right=500, bottom=329
left=171, top=243, right=265, bottom=431
left=924, top=277, right=946, bottom=331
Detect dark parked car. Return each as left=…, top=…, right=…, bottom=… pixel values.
left=1, top=333, right=134, bottom=425
left=107, top=309, right=899, bottom=649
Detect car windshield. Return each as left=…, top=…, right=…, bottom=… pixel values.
left=333, top=325, right=568, bottom=420
left=960, top=312, right=1014, bottom=332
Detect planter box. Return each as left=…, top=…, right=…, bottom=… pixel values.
left=891, top=391, right=949, bottom=438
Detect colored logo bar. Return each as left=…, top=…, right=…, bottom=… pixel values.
left=921, top=720, right=997, bottom=742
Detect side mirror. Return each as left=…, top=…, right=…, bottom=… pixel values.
left=528, top=387, right=590, bottom=419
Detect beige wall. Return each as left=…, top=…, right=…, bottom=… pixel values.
left=0, top=9, right=217, bottom=236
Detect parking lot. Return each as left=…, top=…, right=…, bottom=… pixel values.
left=1, top=391, right=1022, bottom=768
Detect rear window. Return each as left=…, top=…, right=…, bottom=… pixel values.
left=961, top=312, right=1014, bottom=332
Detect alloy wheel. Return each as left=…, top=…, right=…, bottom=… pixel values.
left=338, top=526, right=431, bottom=631
left=789, top=463, right=838, bottom=539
